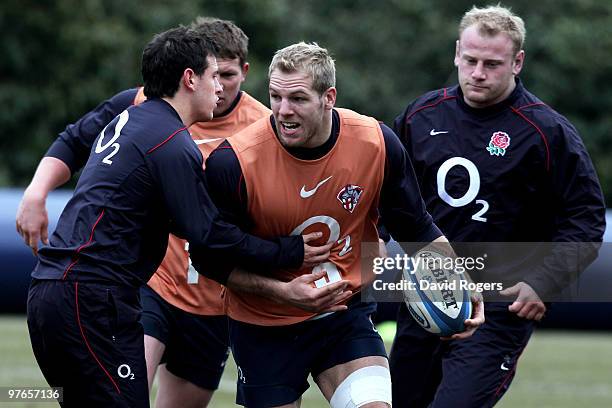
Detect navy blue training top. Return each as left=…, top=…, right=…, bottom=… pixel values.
left=34, top=98, right=302, bottom=287
left=393, top=79, right=606, bottom=296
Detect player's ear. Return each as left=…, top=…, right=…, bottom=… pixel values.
left=241, top=62, right=250, bottom=82
left=182, top=68, right=197, bottom=91
left=512, top=50, right=525, bottom=76
left=323, top=87, right=336, bottom=110
left=454, top=40, right=460, bottom=67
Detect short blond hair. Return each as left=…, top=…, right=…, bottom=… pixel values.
left=268, top=42, right=335, bottom=95
left=459, top=5, right=526, bottom=54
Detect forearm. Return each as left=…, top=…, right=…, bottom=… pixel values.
left=523, top=241, right=602, bottom=299
left=226, top=268, right=285, bottom=299
left=25, top=157, right=71, bottom=199
left=17, top=157, right=71, bottom=251
left=225, top=268, right=352, bottom=313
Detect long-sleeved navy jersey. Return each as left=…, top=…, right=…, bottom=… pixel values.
left=194, top=110, right=442, bottom=281
left=34, top=99, right=302, bottom=287
left=393, top=79, right=606, bottom=297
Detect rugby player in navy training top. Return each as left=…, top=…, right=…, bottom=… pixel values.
left=390, top=5, right=605, bottom=408
left=16, top=18, right=283, bottom=407
left=25, top=27, right=331, bottom=407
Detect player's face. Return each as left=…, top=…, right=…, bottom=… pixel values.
left=269, top=68, right=336, bottom=149
left=195, top=55, right=222, bottom=122
left=455, top=25, right=524, bottom=108
left=214, top=57, right=248, bottom=117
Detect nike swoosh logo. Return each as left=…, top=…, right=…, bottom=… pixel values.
left=194, top=138, right=223, bottom=145
left=300, top=176, right=333, bottom=198
left=500, top=363, right=510, bottom=371
left=430, top=129, right=449, bottom=136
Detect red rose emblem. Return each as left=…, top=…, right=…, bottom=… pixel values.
left=491, top=132, right=510, bottom=149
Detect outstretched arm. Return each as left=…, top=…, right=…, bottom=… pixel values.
left=501, top=119, right=605, bottom=320
left=227, top=263, right=352, bottom=313
left=15, top=88, right=138, bottom=255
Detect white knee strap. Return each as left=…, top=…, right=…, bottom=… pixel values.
left=329, top=365, right=392, bottom=408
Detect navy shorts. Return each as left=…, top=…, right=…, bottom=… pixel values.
left=27, top=279, right=148, bottom=407
left=139, top=285, right=229, bottom=390
left=229, top=301, right=387, bottom=407
left=389, top=302, right=535, bottom=408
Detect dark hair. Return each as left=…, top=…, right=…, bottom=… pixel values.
left=141, top=26, right=217, bottom=98
left=190, top=17, right=249, bottom=65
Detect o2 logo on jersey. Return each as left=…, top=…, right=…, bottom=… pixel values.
left=95, top=110, right=129, bottom=165
left=117, top=364, right=135, bottom=380
left=437, top=157, right=489, bottom=222
left=291, top=215, right=352, bottom=287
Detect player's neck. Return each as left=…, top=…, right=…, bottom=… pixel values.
left=305, top=110, right=334, bottom=149
left=162, top=95, right=197, bottom=128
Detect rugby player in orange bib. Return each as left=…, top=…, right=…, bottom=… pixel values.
left=195, top=42, right=485, bottom=407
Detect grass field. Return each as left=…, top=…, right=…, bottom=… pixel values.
left=1, top=315, right=611, bottom=407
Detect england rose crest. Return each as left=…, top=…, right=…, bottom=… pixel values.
left=486, top=131, right=511, bottom=156
left=337, top=184, right=364, bottom=213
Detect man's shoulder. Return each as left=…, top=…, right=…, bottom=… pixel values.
left=240, top=92, right=271, bottom=116
left=228, top=116, right=274, bottom=151
left=511, top=86, right=577, bottom=136
left=403, top=86, right=460, bottom=120
left=336, top=107, right=380, bottom=128
left=123, top=100, right=189, bottom=154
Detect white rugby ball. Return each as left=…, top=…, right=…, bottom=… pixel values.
left=402, top=249, right=472, bottom=336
